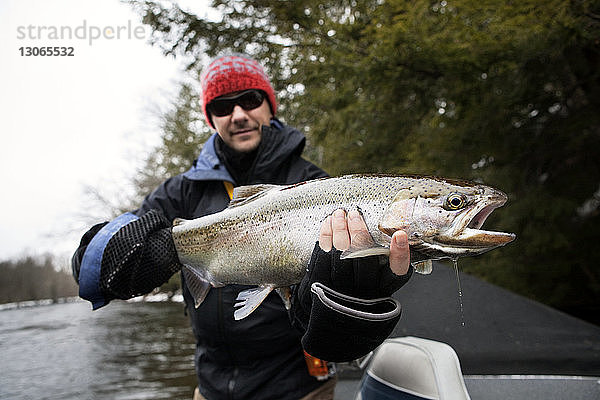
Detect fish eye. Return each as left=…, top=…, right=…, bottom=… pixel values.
left=444, top=193, right=467, bottom=210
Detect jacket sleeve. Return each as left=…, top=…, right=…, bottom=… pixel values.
left=302, top=160, right=329, bottom=181
left=287, top=156, right=329, bottom=184
left=72, top=177, right=184, bottom=309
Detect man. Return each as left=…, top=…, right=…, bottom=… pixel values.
left=72, top=54, right=412, bottom=400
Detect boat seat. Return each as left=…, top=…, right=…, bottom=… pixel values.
left=357, top=336, right=471, bottom=400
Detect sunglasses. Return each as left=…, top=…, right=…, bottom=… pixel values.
left=207, top=90, right=266, bottom=117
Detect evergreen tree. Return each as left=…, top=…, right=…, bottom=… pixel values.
left=127, top=0, right=600, bottom=323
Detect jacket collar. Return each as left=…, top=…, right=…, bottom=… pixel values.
left=182, top=119, right=305, bottom=183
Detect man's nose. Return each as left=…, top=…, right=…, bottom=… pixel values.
left=231, top=105, right=249, bottom=122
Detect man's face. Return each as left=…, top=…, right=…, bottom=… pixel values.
left=210, top=90, right=273, bottom=153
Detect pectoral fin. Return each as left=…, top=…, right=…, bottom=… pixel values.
left=340, top=247, right=391, bottom=259
left=234, top=285, right=275, bottom=320
left=411, top=260, right=433, bottom=274
left=340, top=222, right=390, bottom=259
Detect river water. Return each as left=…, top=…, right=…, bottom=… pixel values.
left=0, top=300, right=198, bottom=400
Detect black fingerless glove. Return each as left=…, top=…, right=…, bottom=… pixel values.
left=99, top=210, right=182, bottom=300
left=72, top=210, right=182, bottom=306
left=291, top=243, right=413, bottom=362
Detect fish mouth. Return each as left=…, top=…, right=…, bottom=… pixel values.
left=433, top=191, right=516, bottom=252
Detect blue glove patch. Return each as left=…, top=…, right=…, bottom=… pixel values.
left=79, top=212, right=139, bottom=309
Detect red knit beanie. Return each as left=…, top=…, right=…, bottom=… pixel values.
left=201, top=54, right=277, bottom=128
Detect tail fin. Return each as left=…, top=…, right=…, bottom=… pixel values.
left=172, top=218, right=190, bottom=227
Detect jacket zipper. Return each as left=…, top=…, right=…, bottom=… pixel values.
left=218, top=288, right=239, bottom=400
left=220, top=184, right=239, bottom=400
left=228, top=367, right=239, bottom=400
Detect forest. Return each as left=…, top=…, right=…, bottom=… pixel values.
left=0, top=256, right=78, bottom=304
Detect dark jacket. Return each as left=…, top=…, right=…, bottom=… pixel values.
left=77, top=121, right=329, bottom=399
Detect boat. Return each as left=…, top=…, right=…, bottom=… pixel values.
left=333, top=262, right=600, bottom=399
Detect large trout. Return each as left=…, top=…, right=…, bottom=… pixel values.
left=172, top=175, right=515, bottom=320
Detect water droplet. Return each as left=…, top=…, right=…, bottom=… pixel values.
left=453, top=258, right=465, bottom=327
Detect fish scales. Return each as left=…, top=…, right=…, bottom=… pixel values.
left=172, top=175, right=515, bottom=319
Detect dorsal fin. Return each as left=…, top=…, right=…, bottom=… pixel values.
left=227, top=184, right=281, bottom=208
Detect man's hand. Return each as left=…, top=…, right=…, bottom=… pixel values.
left=290, top=208, right=413, bottom=362
left=319, top=209, right=410, bottom=276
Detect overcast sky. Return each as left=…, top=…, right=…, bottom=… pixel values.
left=0, top=0, right=211, bottom=262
